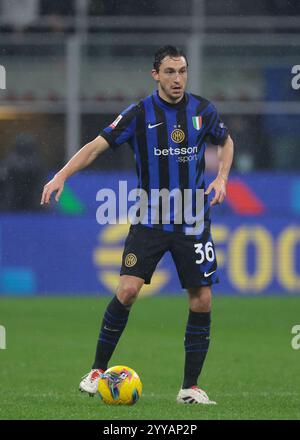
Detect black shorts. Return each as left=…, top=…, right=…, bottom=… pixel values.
left=120, top=223, right=219, bottom=289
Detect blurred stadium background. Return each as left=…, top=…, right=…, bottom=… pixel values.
left=1, top=0, right=300, bottom=421
left=0, top=0, right=299, bottom=297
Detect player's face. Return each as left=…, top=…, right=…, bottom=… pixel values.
left=152, top=56, right=188, bottom=103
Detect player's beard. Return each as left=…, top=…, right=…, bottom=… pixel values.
left=159, top=82, right=184, bottom=104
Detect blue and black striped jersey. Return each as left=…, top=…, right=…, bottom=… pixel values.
left=100, top=90, right=229, bottom=234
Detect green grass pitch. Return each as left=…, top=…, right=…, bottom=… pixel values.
left=0, top=295, right=300, bottom=420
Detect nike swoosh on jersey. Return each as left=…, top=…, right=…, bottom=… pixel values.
left=204, top=270, right=216, bottom=278
left=148, top=122, right=164, bottom=129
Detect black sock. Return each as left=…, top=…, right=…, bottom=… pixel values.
left=182, top=310, right=211, bottom=389
left=92, top=296, right=130, bottom=371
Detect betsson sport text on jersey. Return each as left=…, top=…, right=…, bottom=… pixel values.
left=154, top=145, right=198, bottom=162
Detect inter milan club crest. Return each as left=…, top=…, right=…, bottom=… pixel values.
left=192, top=116, right=202, bottom=130
left=125, top=253, right=137, bottom=267
left=171, top=127, right=185, bottom=143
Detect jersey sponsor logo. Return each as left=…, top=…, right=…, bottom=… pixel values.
left=204, top=270, right=216, bottom=278
left=125, top=253, right=137, bottom=267
left=148, top=122, right=164, bottom=129
left=109, top=114, right=123, bottom=129
left=171, top=129, right=185, bottom=143
left=192, top=116, right=202, bottom=130
left=154, top=146, right=197, bottom=156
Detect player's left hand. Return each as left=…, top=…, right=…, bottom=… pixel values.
left=205, top=175, right=227, bottom=206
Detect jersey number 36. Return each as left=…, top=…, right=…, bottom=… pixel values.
left=194, top=242, right=215, bottom=264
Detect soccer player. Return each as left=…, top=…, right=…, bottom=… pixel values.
left=41, top=45, right=234, bottom=404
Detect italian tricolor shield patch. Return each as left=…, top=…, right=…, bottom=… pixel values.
left=192, top=116, right=202, bottom=130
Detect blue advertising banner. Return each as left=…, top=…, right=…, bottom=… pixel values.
left=0, top=172, right=299, bottom=296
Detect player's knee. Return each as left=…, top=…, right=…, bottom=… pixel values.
left=199, top=295, right=211, bottom=311
left=191, top=298, right=211, bottom=312
left=188, top=286, right=211, bottom=312
left=117, top=284, right=139, bottom=306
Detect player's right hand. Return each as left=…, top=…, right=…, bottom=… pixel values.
left=41, top=175, right=65, bottom=205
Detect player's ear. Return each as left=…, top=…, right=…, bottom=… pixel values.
left=151, top=69, right=159, bottom=82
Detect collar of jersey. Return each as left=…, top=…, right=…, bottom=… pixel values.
left=153, top=90, right=188, bottom=110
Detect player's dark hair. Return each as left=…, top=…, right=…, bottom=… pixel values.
left=153, top=45, right=188, bottom=72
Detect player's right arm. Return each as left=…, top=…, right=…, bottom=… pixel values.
left=41, top=135, right=109, bottom=205
left=41, top=102, right=139, bottom=205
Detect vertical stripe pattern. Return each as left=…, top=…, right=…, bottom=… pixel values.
left=100, top=91, right=229, bottom=234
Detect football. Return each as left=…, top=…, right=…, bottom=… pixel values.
left=97, top=365, right=142, bottom=405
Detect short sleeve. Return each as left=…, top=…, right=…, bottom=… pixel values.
left=100, top=103, right=139, bottom=150
left=203, top=103, right=229, bottom=146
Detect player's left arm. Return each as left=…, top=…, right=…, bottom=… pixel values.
left=205, top=135, right=234, bottom=206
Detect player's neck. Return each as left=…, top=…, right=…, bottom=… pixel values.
left=157, top=90, right=186, bottom=107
